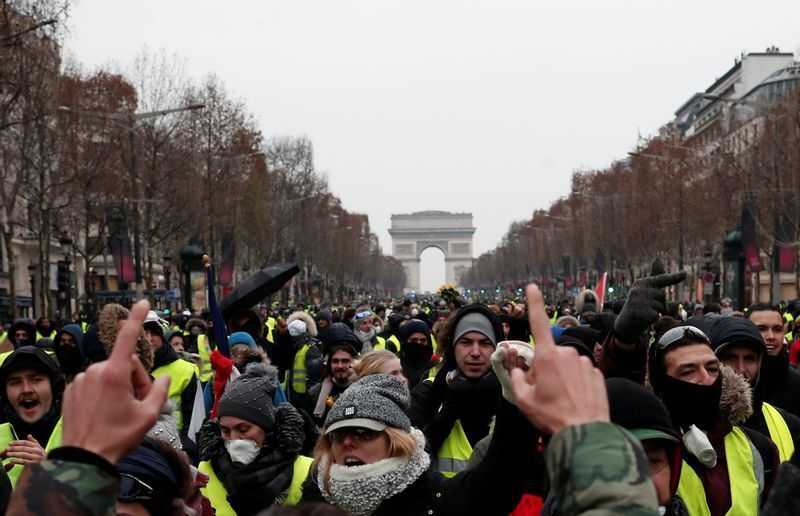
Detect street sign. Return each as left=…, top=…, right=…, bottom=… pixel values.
left=167, top=288, right=181, bottom=301
left=702, top=272, right=716, bottom=284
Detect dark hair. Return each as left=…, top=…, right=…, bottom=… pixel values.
left=745, top=303, right=781, bottom=319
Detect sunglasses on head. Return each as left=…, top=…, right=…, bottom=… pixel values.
left=356, top=311, right=373, bottom=319
left=118, top=473, right=154, bottom=502
left=329, top=427, right=382, bottom=444
left=655, top=326, right=711, bottom=351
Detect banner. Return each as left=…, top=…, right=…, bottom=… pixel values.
left=740, top=193, right=764, bottom=272
left=105, top=203, right=136, bottom=284
left=219, top=231, right=236, bottom=286
left=775, top=213, right=797, bottom=274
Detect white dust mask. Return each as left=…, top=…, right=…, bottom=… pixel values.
left=224, top=439, right=261, bottom=465
left=682, top=424, right=717, bottom=468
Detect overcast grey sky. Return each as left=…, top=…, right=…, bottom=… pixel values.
left=65, top=0, right=800, bottom=291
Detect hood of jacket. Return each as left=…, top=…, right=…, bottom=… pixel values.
left=226, top=308, right=263, bottom=341
left=0, top=346, right=65, bottom=407
left=575, top=288, right=599, bottom=315
left=320, top=322, right=361, bottom=357
left=99, top=303, right=154, bottom=371
left=719, top=364, right=753, bottom=425
left=54, top=324, right=85, bottom=355
left=185, top=318, right=208, bottom=334
left=287, top=311, right=317, bottom=337
left=8, top=319, right=35, bottom=348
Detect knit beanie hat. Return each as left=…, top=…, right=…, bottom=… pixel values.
left=453, top=312, right=497, bottom=346
left=288, top=320, right=308, bottom=337
left=228, top=331, right=257, bottom=349
left=325, top=374, right=411, bottom=433
left=606, top=377, right=678, bottom=443
left=217, top=363, right=276, bottom=431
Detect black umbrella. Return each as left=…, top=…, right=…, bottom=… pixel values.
left=220, top=263, right=300, bottom=318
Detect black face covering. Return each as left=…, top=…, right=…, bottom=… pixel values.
left=659, top=373, right=722, bottom=431
left=54, top=344, right=84, bottom=377
left=402, top=342, right=433, bottom=363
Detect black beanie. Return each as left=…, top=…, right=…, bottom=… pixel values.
left=606, top=377, right=678, bottom=443
left=217, top=363, right=276, bottom=431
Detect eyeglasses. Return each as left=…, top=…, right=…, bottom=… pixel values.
left=329, top=427, right=382, bottom=444
left=655, top=326, right=711, bottom=351
left=119, top=473, right=155, bottom=502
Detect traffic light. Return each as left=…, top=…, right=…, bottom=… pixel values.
left=57, top=261, right=70, bottom=294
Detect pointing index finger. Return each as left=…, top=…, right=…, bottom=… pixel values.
left=109, top=300, right=150, bottom=363
left=526, top=284, right=555, bottom=354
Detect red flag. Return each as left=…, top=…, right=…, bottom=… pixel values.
left=596, top=272, right=607, bottom=308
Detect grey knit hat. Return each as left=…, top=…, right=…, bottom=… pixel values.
left=325, top=374, right=411, bottom=433
left=453, top=312, right=497, bottom=346
left=217, top=363, right=276, bottom=431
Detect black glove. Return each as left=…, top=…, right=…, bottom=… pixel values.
left=614, top=259, right=686, bottom=341
left=440, top=372, right=474, bottom=419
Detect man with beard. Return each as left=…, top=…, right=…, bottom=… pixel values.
left=145, top=311, right=205, bottom=453
left=649, top=325, right=780, bottom=515
left=710, top=316, right=800, bottom=463
left=34, top=317, right=56, bottom=343
left=51, top=324, right=86, bottom=383
left=305, top=323, right=360, bottom=428
left=0, top=346, right=65, bottom=486
left=746, top=304, right=800, bottom=417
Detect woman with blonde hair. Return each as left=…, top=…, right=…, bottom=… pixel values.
left=354, top=349, right=408, bottom=387
left=300, top=367, right=540, bottom=515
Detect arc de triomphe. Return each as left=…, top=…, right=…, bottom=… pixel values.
left=389, top=211, right=475, bottom=293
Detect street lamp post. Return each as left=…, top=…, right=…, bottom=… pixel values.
left=163, top=254, right=173, bottom=310
left=27, top=263, right=36, bottom=319
left=60, top=235, right=73, bottom=316
left=59, top=103, right=205, bottom=301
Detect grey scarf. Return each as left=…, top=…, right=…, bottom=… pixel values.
left=318, top=428, right=430, bottom=515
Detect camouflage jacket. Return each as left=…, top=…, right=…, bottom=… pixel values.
left=545, top=422, right=658, bottom=516
left=7, top=448, right=118, bottom=516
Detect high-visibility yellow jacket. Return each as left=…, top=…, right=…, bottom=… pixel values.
left=198, top=455, right=312, bottom=514
left=676, top=426, right=761, bottom=516
left=0, top=418, right=63, bottom=487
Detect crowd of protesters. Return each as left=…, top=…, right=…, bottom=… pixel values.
left=2, top=263, right=800, bottom=515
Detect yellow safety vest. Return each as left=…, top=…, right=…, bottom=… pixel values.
left=197, top=334, right=214, bottom=383
left=291, top=344, right=311, bottom=394
left=676, top=426, right=761, bottom=516
left=0, top=350, right=12, bottom=365
left=265, top=317, right=277, bottom=344
left=432, top=419, right=473, bottom=478
left=763, top=402, right=795, bottom=462
left=198, top=455, right=312, bottom=514
left=0, top=418, right=63, bottom=487
left=152, top=359, right=198, bottom=430
left=389, top=334, right=401, bottom=352
left=0, top=331, right=7, bottom=345
left=373, top=336, right=392, bottom=352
